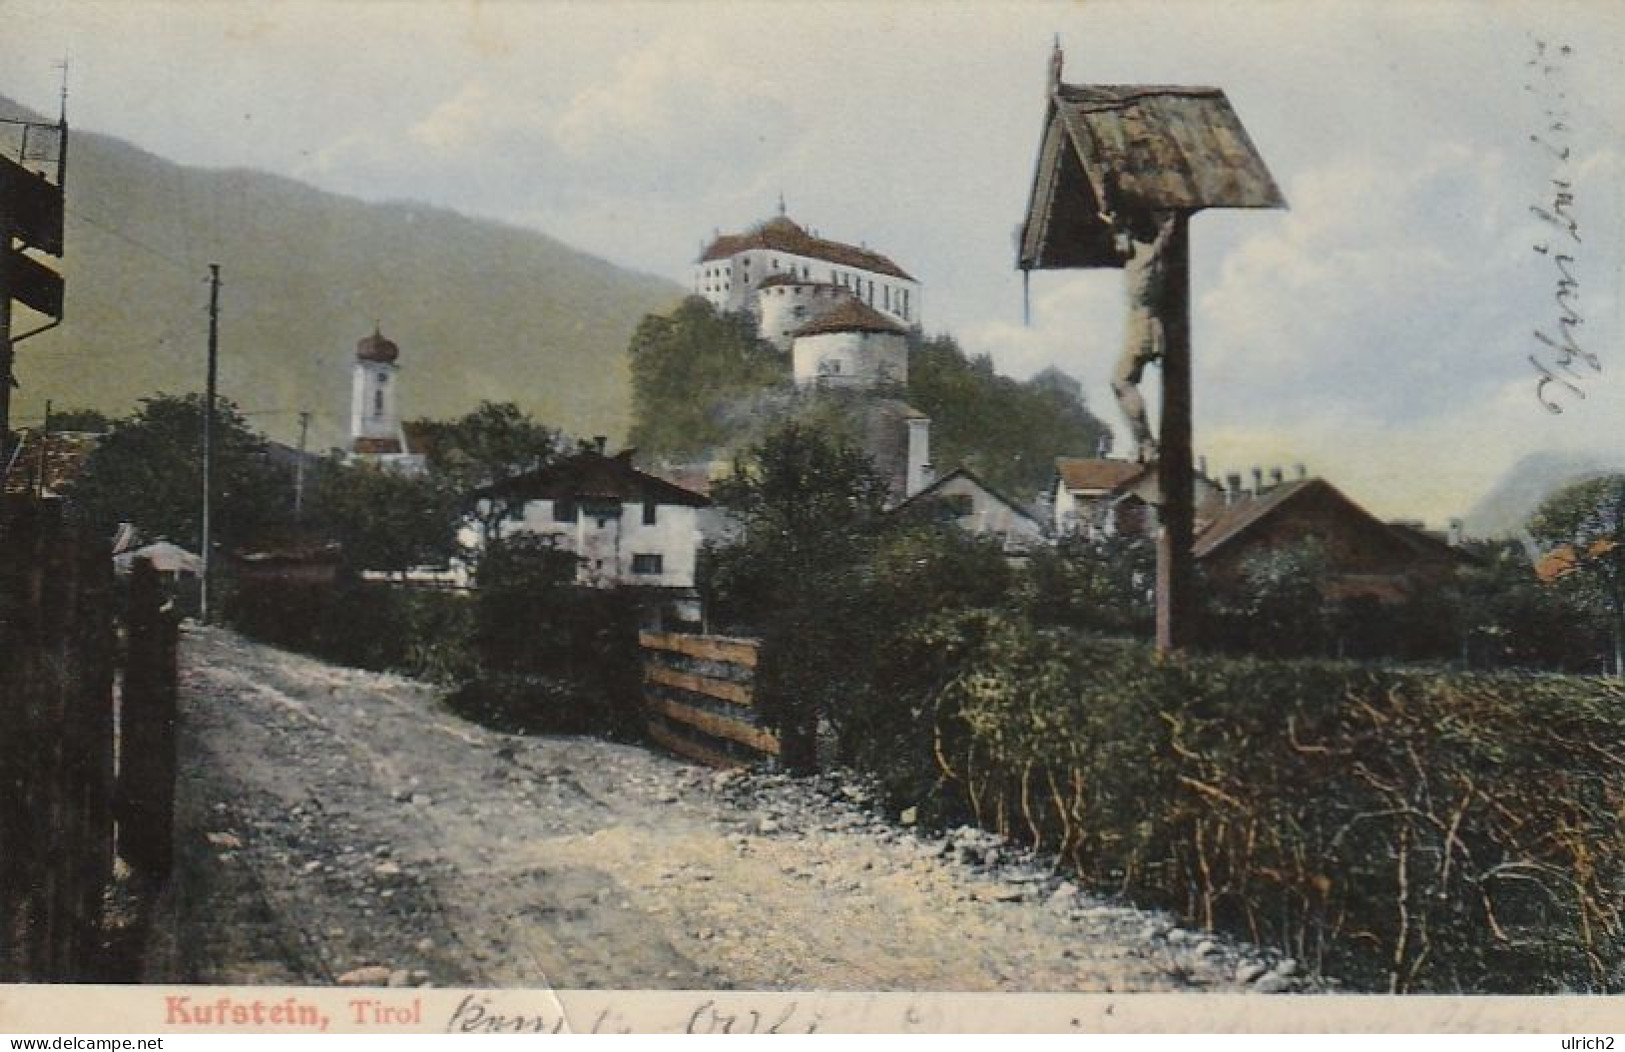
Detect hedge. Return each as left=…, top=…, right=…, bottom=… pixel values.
left=225, top=575, right=642, bottom=741
left=919, top=610, right=1625, bottom=993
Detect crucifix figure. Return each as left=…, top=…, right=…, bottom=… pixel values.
left=1105, top=207, right=1181, bottom=463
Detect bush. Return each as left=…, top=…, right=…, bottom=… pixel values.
left=227, top=568, right=645, bottom=740
left=468, top=536, right=645, bottom=740
left=226, top=577, right=474, bottom=681
left=913, top=612, right=1625, bottom=993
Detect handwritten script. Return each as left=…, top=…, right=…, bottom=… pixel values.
left=1526, top=37, right=1596, bottom=413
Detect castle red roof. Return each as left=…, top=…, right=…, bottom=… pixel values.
left=792, top=297, right=907, bottom=338
left=700, top=216, right=915, bottom=281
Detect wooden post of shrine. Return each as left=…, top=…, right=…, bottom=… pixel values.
left=1155, top=214, right=1194, bottom=651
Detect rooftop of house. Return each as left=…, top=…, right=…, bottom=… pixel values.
left=891, top=465, right=1042, bottom=525
left=1055, top=456, right=1148, bottom=494
left=701, top=215, right=915, bottom=282
left=482, top=448, right=711, bottom=508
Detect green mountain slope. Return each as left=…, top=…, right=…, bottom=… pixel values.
left=1, top=96, right=683, bottom=451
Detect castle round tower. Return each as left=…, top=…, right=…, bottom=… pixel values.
left=791, top=297, right=909, bottom=390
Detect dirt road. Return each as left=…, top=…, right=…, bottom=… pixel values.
left=152, top=625, right=1297, bottom=992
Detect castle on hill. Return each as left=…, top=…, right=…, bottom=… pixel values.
left=695, top=208, right=921, bottom=355
left=691, top=209, right=933, bottom=503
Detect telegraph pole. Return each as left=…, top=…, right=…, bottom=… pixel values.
left=34, top=398, right=50, bottom=497
left=0, top=206, right=13, bottom=465
left=201, top=264, right=220, bottom=623
left=293, top=410, right=310, bottom=521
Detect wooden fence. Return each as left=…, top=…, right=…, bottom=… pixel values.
left=0, top=497, right=178, bottom=981
left=639, top=631, right=778, bottom=768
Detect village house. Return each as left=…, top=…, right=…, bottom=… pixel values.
left=890, top=466, right=1046, bottom=554
left=1051, top=456, right=1226, bottom=540
left=467, top=443, right=711, bottom=626
left=1193, top=476, right=1471, bottom=602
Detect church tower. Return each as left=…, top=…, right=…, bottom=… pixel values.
left=348, top=326, right=422, bottom=472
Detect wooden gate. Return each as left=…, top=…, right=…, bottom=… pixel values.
left=639, top=631, right=778, bottom=768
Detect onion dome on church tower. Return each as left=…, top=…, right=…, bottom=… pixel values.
left=356, top=326, right=399, bottom=364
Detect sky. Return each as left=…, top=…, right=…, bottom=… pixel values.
left=2, top=0, right=1623, bottom=524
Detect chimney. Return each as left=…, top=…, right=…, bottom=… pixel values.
left=1448, top=518, right=1465, bottom=546
left=1295, top=463, right=1308, bottom=480
left=1225, top=472, right=1244, bottom=506
left=1197, top=455, right=1209, bottom=479
left=593, top=436, right=607, bottom=455
left=1270, top=466, right=1284, bottom=487
left=906, top=416, right=933, bottom=498
left=1251, top=467, right=1264, bottom=494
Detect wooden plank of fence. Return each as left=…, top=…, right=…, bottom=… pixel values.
left=647, top=695, right=779, bottom=756
left=646, top=721, right=748, bottom=770
left=0, top=497, right=119, bottom=981
left=639, top=631, right=759, bottom=669
left=644, top=663, right=753, bottom=708
left=117, top=559, right=179, bottom=882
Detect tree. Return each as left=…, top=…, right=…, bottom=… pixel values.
left=42, top=407, right=111, bottom=432
left=1530, top=475, right=1625, bottom=674
left=1025, top=534, right=1157, bottom=636
left=1202, top=539, right=1333, bottom=657
left=1440, top=539, right=1603, bottom=671
left=907, top=333, right=1112, bottom=503
left=65, top=393, right=291, bottom=550
left=626, top=296, right=790, bottom=460
left=707, top=421, right=891, bottom=772
left=408, top=401, right=564, bottom=547
left=304, top=458, right=456, bottom=575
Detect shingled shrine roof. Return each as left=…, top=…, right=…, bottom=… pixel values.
left=1019, top=83, right=1286, bottom=271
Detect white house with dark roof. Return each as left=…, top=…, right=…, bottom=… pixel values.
left=1051, top=457, right=1151, bottom=538
left=695, top=211, right=920, bottom=335
left=468, top=445, right=711, bottom=594
left=891, top=466, right=1046, bottom=554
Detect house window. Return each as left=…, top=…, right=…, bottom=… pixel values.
left=643, top=501, right=658, bottom=526
left=632, top=553, right=663, bottom=575
left=373, top=388, right=384, bottom=417
left=553, top=500, right=578, bottom=523
left=505, top=503, right=526, bottom=523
